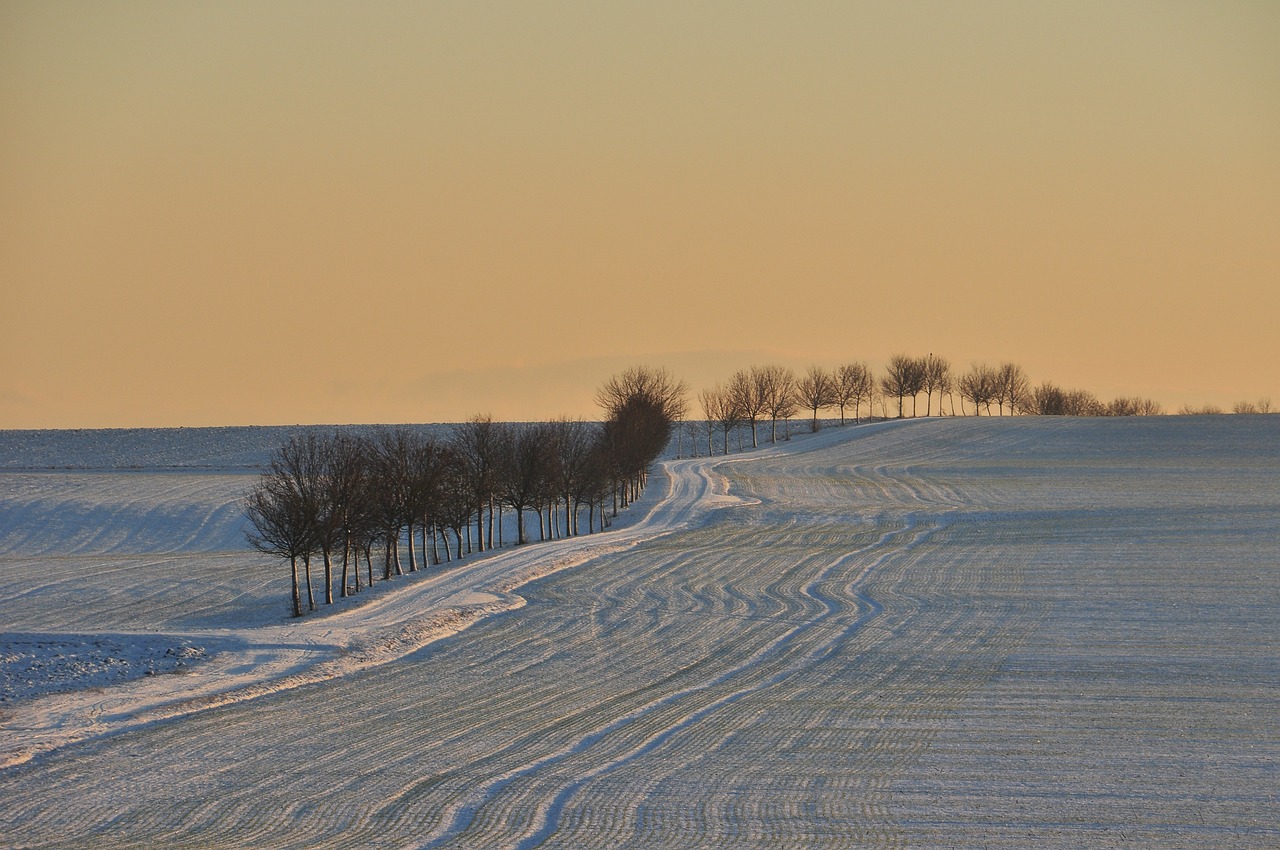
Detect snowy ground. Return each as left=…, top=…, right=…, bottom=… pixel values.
left=1, top=416, right=1277, bottom=848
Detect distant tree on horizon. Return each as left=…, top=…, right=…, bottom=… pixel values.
left=1232, top=398, right=1273, bottom=414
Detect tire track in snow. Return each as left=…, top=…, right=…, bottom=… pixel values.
left=0, top=441, right=757, bottom=770
left=407, top=513, right=938, bottom=850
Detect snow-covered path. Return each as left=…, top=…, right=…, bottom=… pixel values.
left=0, top=423, right=860, bottom=770
left=2, top=417, right=1277, bottom=848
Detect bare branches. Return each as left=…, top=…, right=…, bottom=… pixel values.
left=921, top=355, right=950, bottom=417
left=833, top=363, right=875, bottom=425
left=881, top=355, right=925, bottom=418
left=699, top=384, right=740, bottom=455
left=796, top=366, right=836, bottom=432
left=726, top=368, right=769, bottom=449
left=1232, top=398, right=1273, bottom=414
left=754, top=364, right=798, bottom=443
left=595, top=366, right=689, bottom=424
left=958, top=364, right=998, bottom=416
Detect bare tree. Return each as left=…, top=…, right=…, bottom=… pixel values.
left=1107, top=397, right=1164, bottom=416
left=1233, top=398, right=1273, bottom=414
left=596, top=365, right=689, bottom=425
left=324, top=432, right=373, bottom=598
left=958, top=363, right=998, bottom=415
left=726, top=368, right=769, bottom=448
left=367, top=429, right=416, bottom=580
left=921, top=355, right=951, bottom=417
left=453, top=415, right=501, bottom=553
left=494, top=423, right=546, bottom=545
left=795, top=366, right=836, bottom=432
left=435, top=446, right=475, bottom=562
left=995, top=362, right=1029, bottom=415
left=245, top=461, right=316, bottom=618
left=880, top=355, right=926, bottom=418
left=753, top=364, right=798, bottom=443
left=1026, top=382, right=1065, bottom=415
left=833, top=362, right=875, bottom=425
left=700, top=383, right=740, bottom=454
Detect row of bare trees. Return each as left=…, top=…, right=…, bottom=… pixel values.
left=687, top=356, right=1173, bottom=456
left=1182, top=398, right=1274, bottom=415
left=247, top=368, right=686, bottom=617
left=696, top=363, right=876, bottom=453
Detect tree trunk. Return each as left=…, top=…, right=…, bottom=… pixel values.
left=341, top=538, right=351, bottom=597
left=290, top=555, right=302, bottom=617
left=322, top=548, right=334, bottom=605
left=405, top=523, right=416, bottom=573
left=303, top=553, right=316, bottom=612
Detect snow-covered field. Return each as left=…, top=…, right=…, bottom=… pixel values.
left=1, top=416, right=1277, bottom=848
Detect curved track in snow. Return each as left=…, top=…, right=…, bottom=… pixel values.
left=0, top=424, right=862, bottom=770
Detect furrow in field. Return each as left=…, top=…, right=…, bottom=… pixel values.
left=412, top=521, right=928, bottom=849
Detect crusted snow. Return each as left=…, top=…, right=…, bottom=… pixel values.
left=1, top=416, right=1277, bottom=848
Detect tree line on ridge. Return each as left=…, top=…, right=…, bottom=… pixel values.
left=686, top=355, right=1165, bottom=455
left=246, top=367, right=686, bottom=617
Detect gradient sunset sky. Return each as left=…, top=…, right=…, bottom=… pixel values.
left=3, top=2, right=1277, bottom=428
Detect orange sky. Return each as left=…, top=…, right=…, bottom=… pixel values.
left=2, top=2, right=1278, bottom=428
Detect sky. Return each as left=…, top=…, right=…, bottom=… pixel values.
left=2, top=1, right=1278, bottom=428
